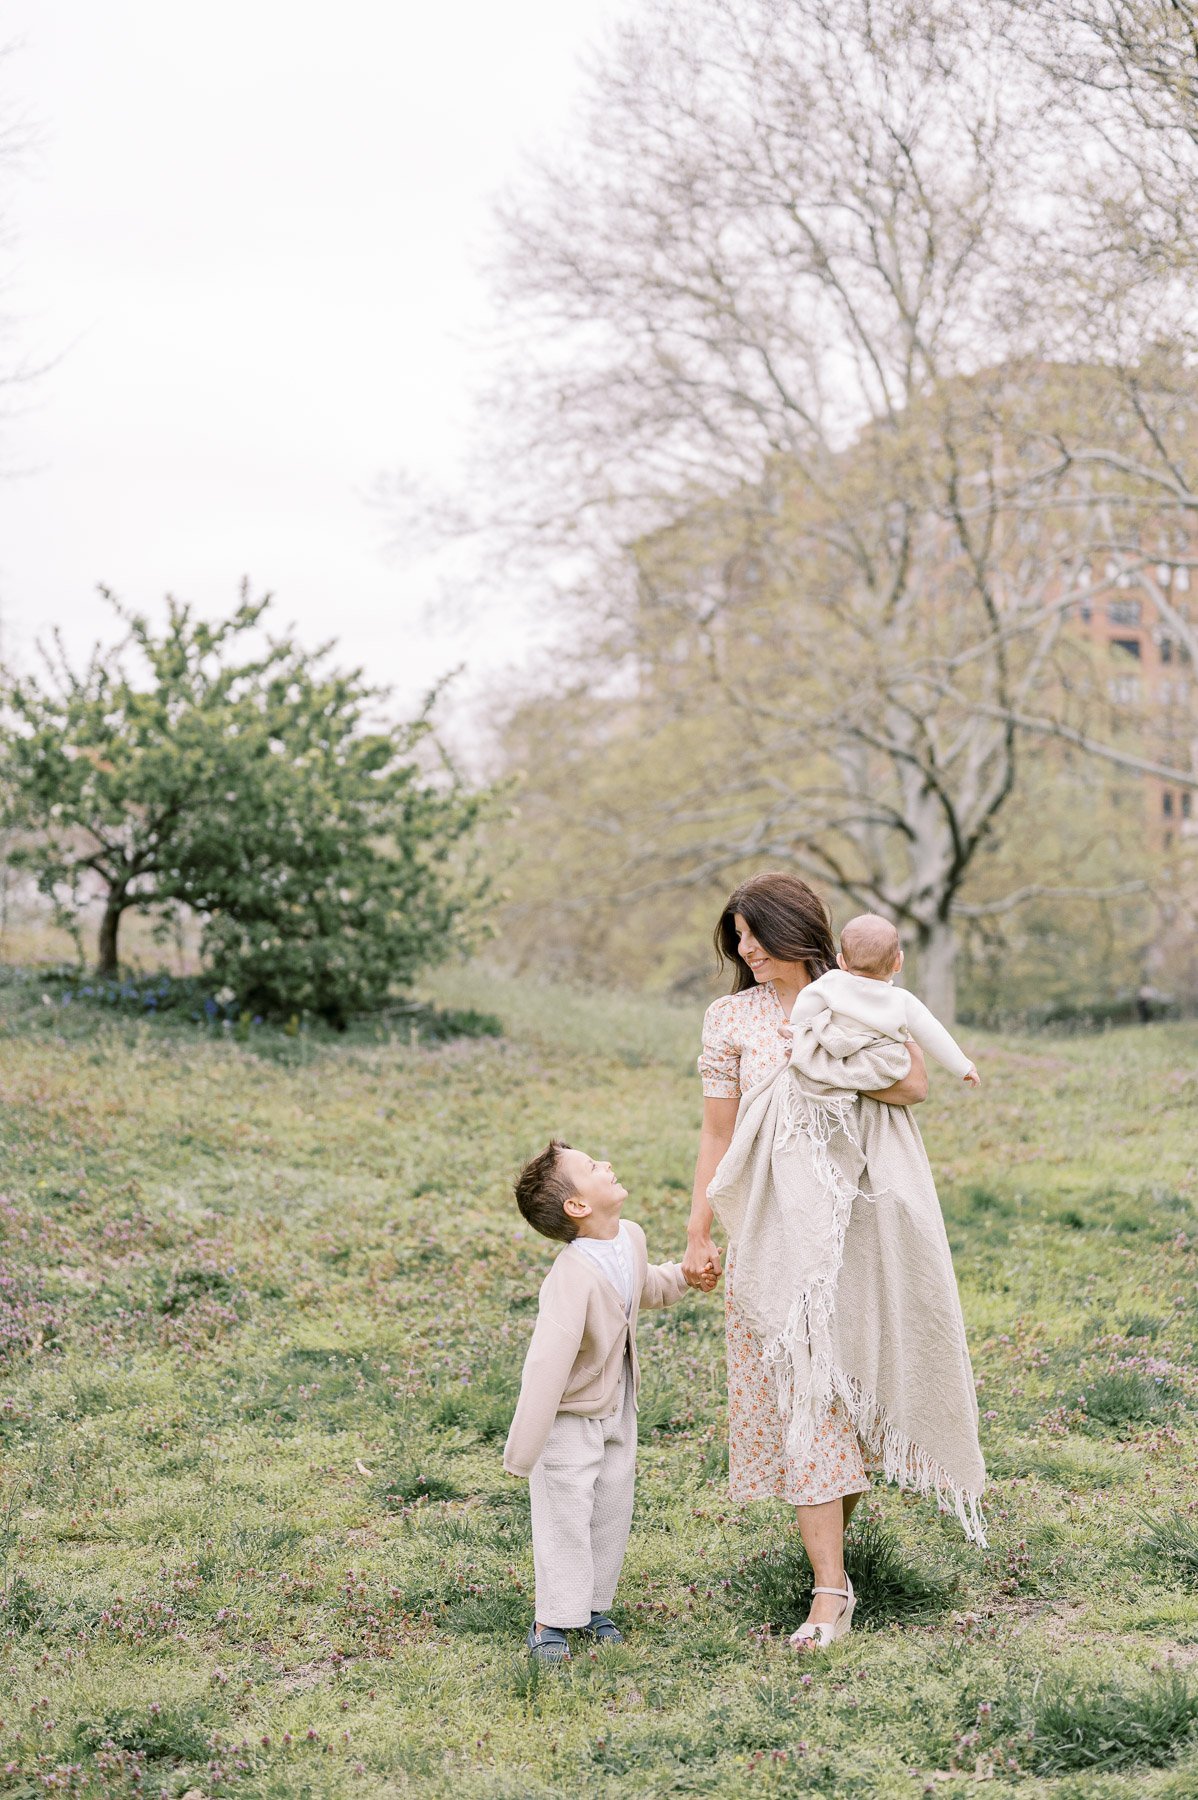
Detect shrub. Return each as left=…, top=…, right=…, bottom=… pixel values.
left=0, top=590, right=493, bottom=1022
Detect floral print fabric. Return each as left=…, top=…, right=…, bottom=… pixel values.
left=700, top=982, right=872, bottom=1505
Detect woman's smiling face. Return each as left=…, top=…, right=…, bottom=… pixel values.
left=734, top=913, right=811, bottom=991
left=734, top=911, right=778, bottom=982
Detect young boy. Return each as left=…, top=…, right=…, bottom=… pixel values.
left=789, top=912, right=981, bottom=1086
left=504, top=1140, right=703, bottom=1663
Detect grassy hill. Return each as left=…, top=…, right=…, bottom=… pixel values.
left=0, top=966, right=1196, bottom=1797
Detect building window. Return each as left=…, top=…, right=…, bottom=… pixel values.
left=1109, top=675, right=1141, bottom=705
left=1177, top=567, right=1191, bottom=592
left=1161, top=637, right=1174, bottom=663
left=1111, top=636, right=1141, bottom=659
left=1163, top=791, right=1175, bottom=817
left=1108, top=600, right=1141, bottom=625
left=1184, top=792, right=1194, bottom=820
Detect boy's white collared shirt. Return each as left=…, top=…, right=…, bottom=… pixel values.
left=571, top=1221, right=634, bottom=1316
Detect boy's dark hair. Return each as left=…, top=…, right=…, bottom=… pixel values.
left=515, top=1138, right=579, bottom=1242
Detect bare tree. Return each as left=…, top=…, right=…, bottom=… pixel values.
left=988, top=2, right=1198, bottom=785
left=482, top=0, right=1133, bottom=1017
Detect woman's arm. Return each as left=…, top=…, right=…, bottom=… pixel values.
left=682, top=1095, right=739, bottom=1288
left=865, top=1038, right=928, bottom=1106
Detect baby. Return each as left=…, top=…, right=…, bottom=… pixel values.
left=790, top=913, right=980, bottom=1086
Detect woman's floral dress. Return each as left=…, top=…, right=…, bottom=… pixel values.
left=700, top=981, right=873, bottom=1505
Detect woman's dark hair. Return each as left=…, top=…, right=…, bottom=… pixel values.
left=714, top=870, right=836, bottom=993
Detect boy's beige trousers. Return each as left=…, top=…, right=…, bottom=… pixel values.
left=528, top=1357, right=637, bottom=1628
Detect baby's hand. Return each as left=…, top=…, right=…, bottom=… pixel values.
left=963, top=1064, right=980, bottom=1088
left=779, top=1022, right=794, bottom=1063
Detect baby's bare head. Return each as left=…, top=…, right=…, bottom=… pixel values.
left=838, top=913, right=901, bottom=979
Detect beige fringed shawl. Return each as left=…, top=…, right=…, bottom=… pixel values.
left=707, top=1007, right=988, bottom=1545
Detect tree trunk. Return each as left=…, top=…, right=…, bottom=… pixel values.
left=916, top=916, right=957, bottom=1025
left=96, top=892, right=125, bottom=978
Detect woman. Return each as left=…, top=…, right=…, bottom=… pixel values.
left=681, top=870, right=930, bottom=1649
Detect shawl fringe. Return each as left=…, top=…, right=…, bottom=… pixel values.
left=754, top=1066, right=988, bottom=1548
left=764, top=1317, right=989, bottom=1547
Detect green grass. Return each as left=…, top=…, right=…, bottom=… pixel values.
left=1028, top=1668, right=1198, bottom=1774
left=1139, top=1513, right=1198, bottom=1590
left=0, top=964, right=1196, bottom=1796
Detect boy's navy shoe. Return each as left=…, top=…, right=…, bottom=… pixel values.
left=527, top=1624, right=570, bottom=1663
left=581, top=1612, right=624, bottom=1643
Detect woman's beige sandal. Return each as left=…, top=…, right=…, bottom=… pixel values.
left=788, top=1574, right=856, bottom=1650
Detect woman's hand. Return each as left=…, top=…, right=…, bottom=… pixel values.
left=686, top=1095, right=737, bottom=1289
left=683, top=1235, right=722, bottom=1290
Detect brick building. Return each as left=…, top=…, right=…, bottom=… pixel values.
left=1073, top=557, right=1197, bottom=850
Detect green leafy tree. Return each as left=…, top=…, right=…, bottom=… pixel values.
left=0, top=589, right=490, bottom=1020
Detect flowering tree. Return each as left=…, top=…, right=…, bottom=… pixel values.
left=0, top=590, right=490, bottom=1022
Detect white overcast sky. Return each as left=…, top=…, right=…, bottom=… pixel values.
left=1, top=1, right=622, bottom=719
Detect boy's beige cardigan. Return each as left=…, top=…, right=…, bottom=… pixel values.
left=503, top=1219, right=687, bottom=1477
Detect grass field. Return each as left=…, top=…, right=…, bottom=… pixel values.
left=1, top=962, right=1197, bottom=1798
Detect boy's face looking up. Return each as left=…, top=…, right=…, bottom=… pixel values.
left=558, top=1148, right=627, bottom=1240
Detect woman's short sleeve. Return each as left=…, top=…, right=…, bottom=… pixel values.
left=698, top=995, right=741, bottom=1098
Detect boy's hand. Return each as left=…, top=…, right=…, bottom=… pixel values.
left=692, top=1256, right=721, bottom=1292
left=683, top=1235, right=721, bottom=1289
left=963, top=1064, right=980, bottom=1087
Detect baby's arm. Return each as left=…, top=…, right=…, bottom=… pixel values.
left=903, top=995, right=979, bottom=1084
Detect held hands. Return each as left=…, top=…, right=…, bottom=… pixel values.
left=682, top=1236, right=722, bottom=1293
left=963, top=1064, right=981, bottom=1087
